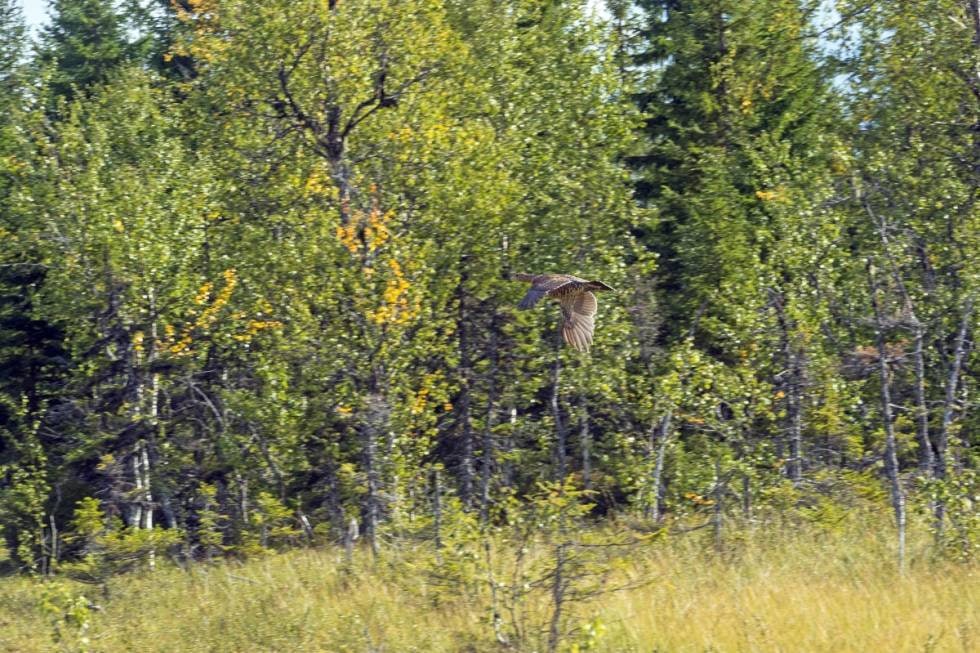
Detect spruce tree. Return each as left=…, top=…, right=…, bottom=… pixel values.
left=0, top=0, right=25, bottom=95
left=628, top=0, right=849, bottom=491
left=0, top=0, right=65, bottom=570
left=39, top=0, right=130, bottom=102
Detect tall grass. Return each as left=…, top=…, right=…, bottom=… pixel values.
left=1, top=520, right=976, bottom=652
left=600, top=527, right=978, bottom=652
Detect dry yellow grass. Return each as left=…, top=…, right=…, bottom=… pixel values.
left=0, top=523, right=976, bottom=652
left=599, top=532, right=978, bottom=652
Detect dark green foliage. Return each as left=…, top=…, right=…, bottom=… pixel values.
left=39, top=0, right=130, bottom=102
left=0, top=0, right=25, bottom=93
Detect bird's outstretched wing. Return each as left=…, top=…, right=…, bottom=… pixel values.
left=518, top=287, right=548, bottom=309
left=559, top=291, right=598, bottom=352
left=517, top=274, right=578, bottom=309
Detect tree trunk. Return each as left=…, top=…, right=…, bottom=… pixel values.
left=649, top=411, right=672, bottom=523
left=363, top=395, right=386, bottom=558
left=786, top=356, right=804, bottom=485
left=47, top=513, right=58, bottom=574
left=933, top=295, right=974, bottom=533
left=484, top=539, right=506, bottom=646
left=236, top=473, right=249, bottom=543
left=456, top=267, right=475, bottom=506
left=578, top=398, right=592, bottom=492
left=741, top=473, right=751, bottom=520
left=432, top=468, right=443, bottom=555
left=911, top=325, right=935, bottom=474
left=138, top=441, right=153, bottom=531
left=128, top=445, right=143, bottom=529
left=868, top=263, right=907, bottom=571
left=501, top=403, right=518, bottom=491
left=364, top=424, right=379, bottom=558
left=546, top=541, right=568, bottom=653
left=713, top=457, right=724, bottom=552
left=480, top=310, right=500, bottom=523
left=344, top=516, right=359, bottom=564
left=772, top=289, right=804, bottom=484
left=127, top=437, right=155, bottom=570
left=869, top=201, right=932, bottom=475
left=550, top=333, right=567, bottom=481
left=127, top=307, right=157, bottom=553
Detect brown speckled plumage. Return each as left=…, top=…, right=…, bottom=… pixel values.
left=514, top=273, right=614, bottom=352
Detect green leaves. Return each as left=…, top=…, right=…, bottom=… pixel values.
left=60, top=497, right=182, bottom=587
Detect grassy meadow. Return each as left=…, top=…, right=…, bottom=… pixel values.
left=1, top=518, right=976, bottom=653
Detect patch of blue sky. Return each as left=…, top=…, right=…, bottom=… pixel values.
left=19, top=0, right=48, bottom=32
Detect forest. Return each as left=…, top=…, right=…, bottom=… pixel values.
left=0, top=1, right=978, bottom=651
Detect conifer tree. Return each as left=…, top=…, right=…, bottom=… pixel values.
left=0, top=0, right=25, bottom=94
left=628, top=0, right=849, bottom=496
left=0, top=0, right=64, bottom=570
left=39, top=0, right=130, bottom=102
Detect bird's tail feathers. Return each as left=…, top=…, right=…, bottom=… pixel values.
left=562, top=322, right=592, bottom=352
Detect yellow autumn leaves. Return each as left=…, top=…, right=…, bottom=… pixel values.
left=368, top=259, right=418, bottom=326
left=336, top=201, right=393, bottom=256
left=337, top=199, right=420, bottom=327
left=145, top=268, right=283, bottom=357
left=166, top=268, right=238, bottom=355
left=409, top=372, right=452, bottom=416
left=755, top=187, right=788, bottom=202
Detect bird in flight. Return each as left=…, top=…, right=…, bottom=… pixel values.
left=514, top=273, right=615, bottom=352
